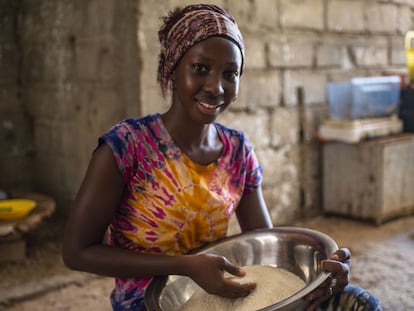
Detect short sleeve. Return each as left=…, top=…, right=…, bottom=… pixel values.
left=98, top=120, right=137, bottom=183
left=243, top=139, right=263, bottom=195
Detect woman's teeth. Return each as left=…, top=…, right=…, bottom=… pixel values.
left=199, top=101, right=222, bottom=109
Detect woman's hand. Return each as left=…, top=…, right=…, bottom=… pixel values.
left=304, top=248, right=351, bottom=311
left=184, top=253, right=256, bottom=298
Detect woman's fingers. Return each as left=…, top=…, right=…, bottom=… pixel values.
left=222, top=278, right=256, bottom=298
left=330, top=248, right=351, bottom=261
left=321, top=261, right=349, bottom=295
left=322, top=259, right=349, bottom=274
left=222, top=257, right=245, bottom=277
left=221, top=258, right=256, bottom=297
left=193, top=254, right=255, bottom=298
left=305, top=248, right=352, bottom=310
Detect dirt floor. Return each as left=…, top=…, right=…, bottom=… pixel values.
left=0, top=213, right=413, bottom=311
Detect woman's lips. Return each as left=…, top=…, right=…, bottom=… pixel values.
left=198, top=100, right=223, bottom=109
left=197, top=100, right=224, bottom=115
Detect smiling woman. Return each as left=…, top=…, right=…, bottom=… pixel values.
left=170, top=36, right=242, bottom=125
left=62, top=4, right=382, bottom=311
left=156, top=4, right=244, bottom=97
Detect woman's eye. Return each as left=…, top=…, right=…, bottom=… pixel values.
left=192, top=63, right=208, bottom=73
left=225, top=71, right=239, bottom=81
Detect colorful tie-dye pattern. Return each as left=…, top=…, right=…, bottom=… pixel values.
left=98, top=114, right=262, bottom=308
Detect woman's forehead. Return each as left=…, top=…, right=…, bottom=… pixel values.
left=157, top=4, right=244, bottom=95
left=182, top=36, right=243, bottom=67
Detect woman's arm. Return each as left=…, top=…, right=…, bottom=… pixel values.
left=62, top=143, right=255, bottom=297
left=236, top=187, right=273, bottom=232
left=62, top=143, right=188, bottom=278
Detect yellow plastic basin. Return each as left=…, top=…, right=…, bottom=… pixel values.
left=0, top=199, right=37, bottom=221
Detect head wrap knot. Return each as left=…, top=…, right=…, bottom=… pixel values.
left=157, top=4, right=245, bottom=97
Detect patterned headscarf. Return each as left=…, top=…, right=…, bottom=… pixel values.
left=157, top=4, right=245, bottom=97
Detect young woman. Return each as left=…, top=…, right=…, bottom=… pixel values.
left=63, top=4, right=382, bottom=311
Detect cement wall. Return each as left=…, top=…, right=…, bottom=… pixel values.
left=0, top=0, right=140, bottom=212
left=0, top=0, right=412, bottom=224
left=137, top=0, right=412, bottom=224
left=0, top=0, right=33, bottom=190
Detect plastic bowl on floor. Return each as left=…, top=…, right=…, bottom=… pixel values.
left=144, top=227, right=338, bottom=311
left=0, top=199, right=37, bottom=221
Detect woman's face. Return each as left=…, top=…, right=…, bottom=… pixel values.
left=172, top=36, right=243, bottom=124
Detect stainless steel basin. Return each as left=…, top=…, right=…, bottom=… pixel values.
left=145, top=227, right=338, bottom=311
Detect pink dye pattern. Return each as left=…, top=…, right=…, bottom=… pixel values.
left=99, top=114, right=262, bottom=307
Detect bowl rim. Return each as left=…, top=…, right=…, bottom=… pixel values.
left=145, top=226, right=339, bottom=311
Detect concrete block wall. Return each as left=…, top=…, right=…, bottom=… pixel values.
left=0, top=0, right=139, bottom=211
left=0, top=0, right=412, bottom=224
left=138, top=0, right=413, bottom=225
left=0, top=1, right=34, bottom=191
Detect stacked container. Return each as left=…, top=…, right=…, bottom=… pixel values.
left=319, top=76, right=402, bottom=143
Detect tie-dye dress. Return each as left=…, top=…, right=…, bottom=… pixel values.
left=98, top=114, right=263, bottom=310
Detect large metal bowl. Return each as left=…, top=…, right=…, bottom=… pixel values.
left=145, top=227, right=338, bottom=311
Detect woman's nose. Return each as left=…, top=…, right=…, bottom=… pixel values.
left=203, top=74, right=224, bottom=96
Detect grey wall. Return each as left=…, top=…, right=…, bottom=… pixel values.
left=138, top=0, right=412, bottom=224
left=0, top=0, right=140, bottom=214
left=0, top=0, right=412, bottom=223
left=0, top=0, right=33, bottom=191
